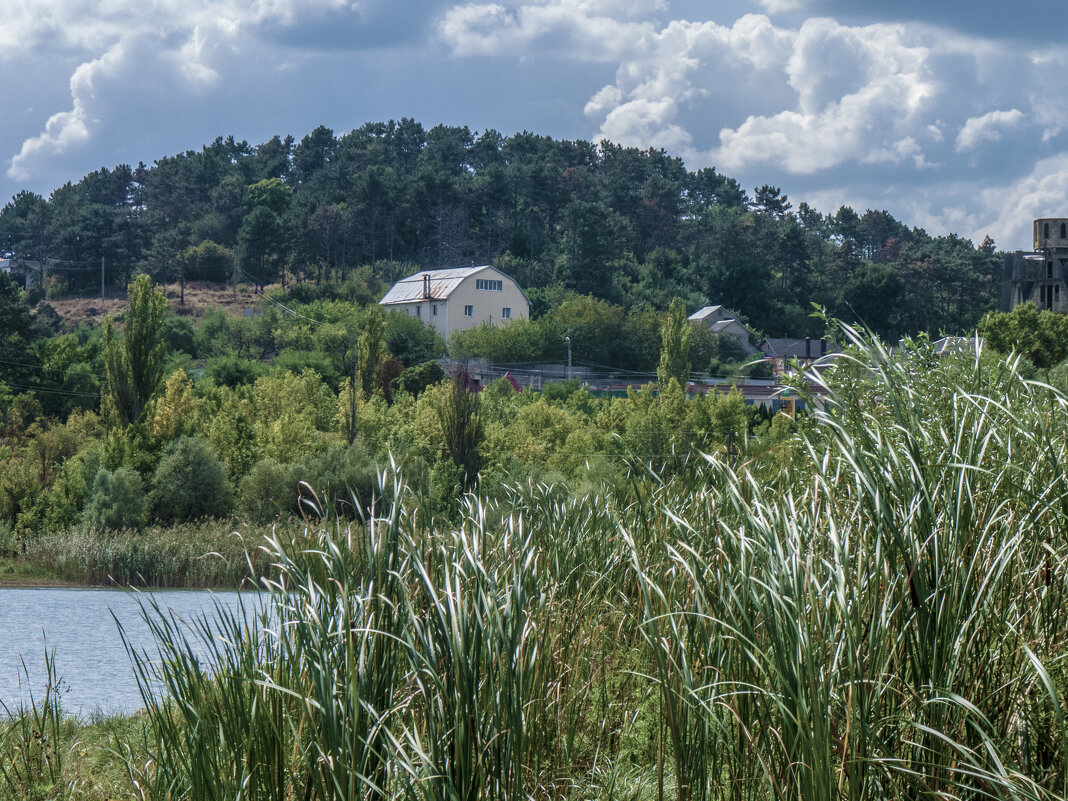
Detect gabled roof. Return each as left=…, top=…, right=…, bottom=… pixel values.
left=688, top=305, right=727, bottom=321
left=379, top=266, right=498, bottom=305
left=710, top=319, right=744, bottom=333
left=759, top=338, right=839, bottom=359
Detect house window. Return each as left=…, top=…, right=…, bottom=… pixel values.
left=502, top=307, right=511, bottom=319
left=415, top=306, right=421, bottom=319
left=464, top=305, right=473, bottom=317
left=432, top=304, right=437, bottom=316
left=1045, top=222, right=1051, bottom=239
left=1061, top=223, right=1066, bottom=239
left=476, top=279, right=503, bottom=291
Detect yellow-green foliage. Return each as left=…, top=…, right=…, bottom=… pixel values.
left=197, top=384, right=259, bottom=478
left=147, top=368, right=199, bottom=442
left=251, top=369, right=337, bottom=462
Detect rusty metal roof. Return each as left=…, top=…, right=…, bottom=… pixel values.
left=379, top=266, right=494, bottom=305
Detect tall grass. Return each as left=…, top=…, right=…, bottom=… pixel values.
left=0, top=652, right=65, bottom=799
left=21, top=519, right=317, bottom=587
left=116, top=332, right=1068, bottom=800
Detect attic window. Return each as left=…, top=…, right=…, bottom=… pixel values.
left=1061, top=223, right=1066, bottom=239
left=476, top=279, right=503, bottom=291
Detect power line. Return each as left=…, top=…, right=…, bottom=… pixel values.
left=237, top=267, right=324, bottom=326
left=3, top=381, right=98, bottom=399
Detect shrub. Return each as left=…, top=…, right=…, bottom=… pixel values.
left=298, top=441, right=376, bottom=517
left=202, top=355, right=266, bottom=388
left=392, top=360, right=445, bottom=398
left=82, top=467, right=148, bottom=531
left=238, top=459, right=300, bottom=523
left=150, top=436, right=232, bottom=523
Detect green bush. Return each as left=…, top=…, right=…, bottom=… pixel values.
left=82, top=467, right=148, bottom=531
left=202, top=355, right=266, bottom=388
left=392, top=360, right=445, bottom=398
left=238, top=458, right=300, bottom=523
left=271, top=348, right=339, bottom=389
left=298, top=441, right=376, bottom=517
left=161, top=315, right=197, bottom=356
left=150, top=436, right=232, bottom=523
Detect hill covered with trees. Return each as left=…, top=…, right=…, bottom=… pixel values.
left=0, top=119, right=1001, bottom=340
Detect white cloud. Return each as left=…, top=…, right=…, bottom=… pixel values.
left=715, top=19, right=939, bottom=173
left=955, top=109, right=1025, bottom=152
left=8, top=42, right=126, bottom=181
left=439, top=0, right=658, bottom=60
left=974, top=154, right=1068, bottom=247
left=3, top=0, right=361, bottom=185
left=755, top=0, right=802, bottom=13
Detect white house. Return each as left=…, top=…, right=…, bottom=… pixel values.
left=688, top=305, right=757, bottom=355
left=378, top=266, right=529, bottom=339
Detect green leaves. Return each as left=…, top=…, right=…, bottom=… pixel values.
left=980, top=301, right=1068, bottom=370
left=102, top=274, right=168, bottom=425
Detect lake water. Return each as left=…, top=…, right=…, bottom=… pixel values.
left=0, top=587, right=260, bottom=718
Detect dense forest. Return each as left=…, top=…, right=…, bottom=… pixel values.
left=0, top=119, right=1001, bottom=340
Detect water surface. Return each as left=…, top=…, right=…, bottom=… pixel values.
left=0, top=587, right=257, bottom=717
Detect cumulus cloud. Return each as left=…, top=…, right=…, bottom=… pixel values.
left=714, top=20, right=942, bottom=173
left=974, top=154, right=1068, bottom=246
left=955, top=109, right=1025, bottom=152
left=3, top=0, right=362, bottom=184
left=756, top=0, right=803, bottom=13
left=439, top=0, right=658, bottom=60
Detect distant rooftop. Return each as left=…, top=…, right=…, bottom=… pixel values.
left=759, top=337, right=839, bottom=360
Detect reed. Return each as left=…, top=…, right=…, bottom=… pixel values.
left=109, top=331, right=1068, bottom=800
left=0, top=651, right=65, bottom=800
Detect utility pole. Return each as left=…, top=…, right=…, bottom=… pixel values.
left=565, top=336, right=572, bottom=381
left=100, top=256, right=105, bottom=310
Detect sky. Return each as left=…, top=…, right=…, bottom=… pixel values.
left=2, top=0, right=1067, bottom=249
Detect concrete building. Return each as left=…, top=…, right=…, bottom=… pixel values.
left=1001, top=218, right=1068, bottom=313
left=378, top=265, right=529, bottom=340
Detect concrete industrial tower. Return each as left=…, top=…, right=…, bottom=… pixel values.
left=1001, top=218, right=1068, bottom=313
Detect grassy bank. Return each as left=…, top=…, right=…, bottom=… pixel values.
left=4, top=336, right=1068, bottom=800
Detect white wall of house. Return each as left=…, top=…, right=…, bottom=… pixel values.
left=385, top=267, right=529, bottom=340
left=712, top=319, right=758, bottom=355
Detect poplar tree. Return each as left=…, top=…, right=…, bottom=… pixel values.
left=357, top=306, right=387, bottom=399
left=103, top=274, right=168, bottom=425
left=657, top=297, right=692, bottom=391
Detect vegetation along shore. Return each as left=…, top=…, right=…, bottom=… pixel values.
left=1, top=124, right=1066, bottom=799
left=2, top=330, right=1067, bottom=799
